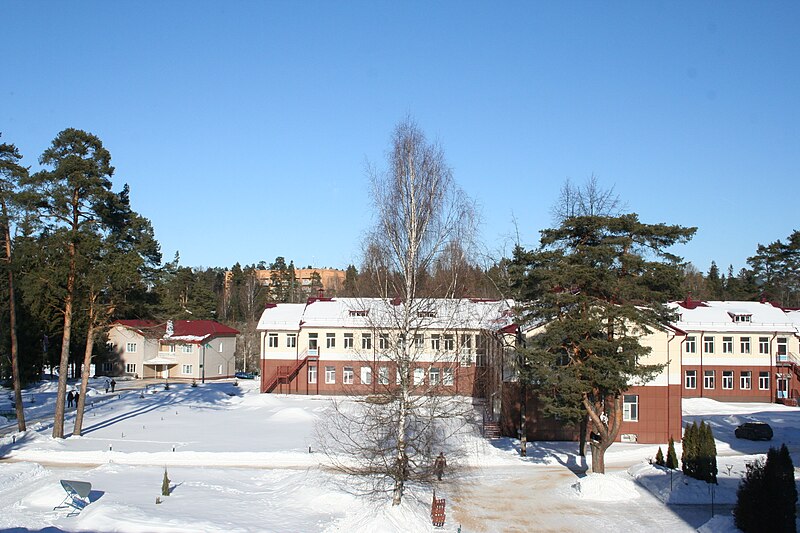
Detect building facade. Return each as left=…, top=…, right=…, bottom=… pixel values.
left=107, top=320, right=240, bottom=381
left=670, top=299, right=800, bottom=404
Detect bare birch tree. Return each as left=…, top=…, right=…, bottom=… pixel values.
left=317, top=117, right=480, bottom=505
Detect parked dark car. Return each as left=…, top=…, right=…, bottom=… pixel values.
left=735, top=422, right=773, bottom=441
left=235, top=372, right=255, bottom=380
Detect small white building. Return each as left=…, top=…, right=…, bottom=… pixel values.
left=106, top=319, right=240, bottom=381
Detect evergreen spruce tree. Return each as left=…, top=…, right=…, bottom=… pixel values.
left=655, top=447, right=665, bottom=467
left=666, top=437, right=678, bottom=469
left=682, top=422, right=697, bottom=477
left=735, top=445, right=797, bottom=533
left=706, top=423, right=718, bottom=484
left=162, top=468, right=170, bottom=497
left=697, top=421, right=709, bottom=482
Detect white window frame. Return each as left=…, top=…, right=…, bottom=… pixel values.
left=126, top=342, right=137, bottom=353
left=362, top=333, right=372, bottom=350
left=125, top=363, right=136, bottom=374
left=326, top=333, right=336, bottom=349
left=759, top=371, right=769, bottom=390
left=379, top=334, right=389, bottom=350
left=443, top=367, right=454, bottom=386
left=722, top=370, right=733, bottom=390
left=181, top=364, right=193, bottom=375
left=740, top=371, right=751, bottom=390
left=343, top=366, right=354, bottom=384
left=308, top=333, right=318, bottom=350
left=268, top=334, right=278, bottom=348
left=703, top=336, right=714, bottom=354
left=287, top=334, right=297, bottom=348
left=685, top=336, right=696, bottom=354
left=685, top=370, right=697, bottom=389
left=722, top=337, right=733, bottom=354
left=325, top=366, right=335, bottom=384
left=443, top=335, right=454, bottom=351
left=704, top=370, right=715, bottom=389
left=759, top=337, right=770, bottom=355
left=378, top=366, right=389, bottom=385
left=343, top=333, right=354, bottom=349
left=740, top=337, right=751, bottom=354
left=431, top=334, right=440, bottom=351
left=182, top=344, right=193, bottom=353
left=308, top=365, right=317, bottom=384
left=429, top=367, right=440, bottom=385
left=414, top=334, right=424, bottom=349
left=623, top=394, right=638, bottom=422
left=360, top=366, right=372, bottom=385
left=413, top=367, right=424, bottom=386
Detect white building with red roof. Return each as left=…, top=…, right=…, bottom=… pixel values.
left=107, top=319, right=240, bottom=382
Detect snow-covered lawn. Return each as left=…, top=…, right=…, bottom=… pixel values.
left=1, top=383, right=798, bottom=532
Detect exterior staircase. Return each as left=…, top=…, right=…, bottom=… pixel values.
left=262, top=352, right=318, bottom=393
left=776, top=352, right=800, bottom=406
left=481, top=403, right=501, bottom=439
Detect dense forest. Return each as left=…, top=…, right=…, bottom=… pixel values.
left=1, top=130, right=798, bottom=388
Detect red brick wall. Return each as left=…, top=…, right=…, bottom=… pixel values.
left=501, top=383, right=680, bottom=444
left=681, top=365, right=773, bottom=402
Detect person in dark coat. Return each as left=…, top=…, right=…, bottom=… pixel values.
left=433, top=452, right=447, bottom=481
left=67, top=390, right=75, bottom=408
left=110, top=379, right=116, bottom=392
left=74, top=391, right=80, bottom=407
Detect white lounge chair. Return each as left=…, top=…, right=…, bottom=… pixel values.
left=54, top=480, right=92, bottom=516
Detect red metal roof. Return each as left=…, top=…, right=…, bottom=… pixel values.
left=113, top=319, right=239, bottom=339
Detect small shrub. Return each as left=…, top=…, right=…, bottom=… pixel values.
left=666, top=437, right=678, bottom=469
left=162, top=468, right=170, bottom=496
left=655, top=447, right=665, bottom=467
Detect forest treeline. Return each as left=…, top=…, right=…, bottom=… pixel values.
left=1, top=129, right=798, bottom=388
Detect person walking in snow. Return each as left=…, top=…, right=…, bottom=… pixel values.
left=434, top=452, right=447, bottom=481
left=110, top=379, right=116, bottom=392
left=74, top=391, right=80, bottom=407
left=67, top=390, right=75, bottom=408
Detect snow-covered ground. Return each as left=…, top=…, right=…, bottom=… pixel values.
left=1, top=382, right=798, bottom=532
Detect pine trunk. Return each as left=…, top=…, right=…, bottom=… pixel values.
left=52, top=240, right=76, bottom=439
left=73, top=295, right=97, bottom=436
left=2, top=199, right=25, bottom=431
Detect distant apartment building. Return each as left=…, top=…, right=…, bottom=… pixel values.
left=224, top=267, right=347, bottom=300
left=107, top=320, right=240, bottom=381
left=670, top=299, right=800, bottom=404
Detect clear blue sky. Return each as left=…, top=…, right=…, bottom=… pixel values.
left=3, top=1, right=798, bottom=276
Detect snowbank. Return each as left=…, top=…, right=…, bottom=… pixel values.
left=570, top=473, right=640, bottom=502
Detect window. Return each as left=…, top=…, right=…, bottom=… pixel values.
left=759, top=337, right=770, bottom=354
left=126, top=342, right=137, bottom=353
left=362, top=333, right=372, bottom=350
left=431, top=334, right=440, bottom=351
left=623, top=395, right=638, bottom=422
left=165, top=344, right=176, bottom=353
left=268, top=334, right=278, bottom=348
left=125, top=363, right=136, bottom=374
left=308, top=365, right=317, bottom=384
left=396, top=369, right=402, bottom=385
left=777, top=337, right=788, bottom=359
left=417, top=310, right=436, bottom=318
left=733, top=314, right=752, bottom=323
left=378, top=366, right=389, bottom=385
left=343, top=366, right=354, bottom=384
left=219, top=342, right=223, bottom=352
left=460, top=335, right=473, bottom=355
left=326, top=333, right=336, bottom=349
left=325, top=366, right=336, bottom=384
left=685, top=336, right=696, bottom=354
left=685, top=370, right=697, bottom=389
left=429, top=367, right=440, bottom=385
left=308, top=333, right=318, bottom=350
left=722, top=370, right=733, bottom=390
left=703, top=336, right=714, bottom=354
left=218, top=364, right=223, bottom=374
left=379, top=334, right=389, bottom=350
left=343, top=333, right=354, bottom=349
left=414, top=334, right=424, bottom=349
left=443, top=335, right=454, bottom=351
left=740, top=371, right=751, bottom=390
left=704, top=370, right=715, bottom=389
left=413, top=367, right=424, bottom=385
left=102, top=362, right=113, bottom=373
left=722, top=337, right=733, bottom=354
left=443, top=368, right=454, bottom=386
left=360, top=366, right=372, bottom=385
left=181, top=364, right=193, bottom=375
left=287, top=334, right=297, bottom=348
left=182, top=344, right=193, bottom=353
left=740, top=337, right=751, bottom=354
left=759, top=371, right=769, bottom=390
left=348, top=310, right=369, bottom=317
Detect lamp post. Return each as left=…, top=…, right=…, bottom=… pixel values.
left=201, top=343, right=206, bottom=384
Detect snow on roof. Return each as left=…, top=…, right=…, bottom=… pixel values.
left=113, top=319, right=240, bottom=342
left=257, top=298, right=515, bottom=332
left=668, top=300, right=798, bottom=333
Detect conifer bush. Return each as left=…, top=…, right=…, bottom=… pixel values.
left=162, top=468, right=170, bottom=497
left=655, top=447, right=665, bottom=467
left=666, top=437, right=678, bottom=469
left=735, top=444, right=797, bottom=533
